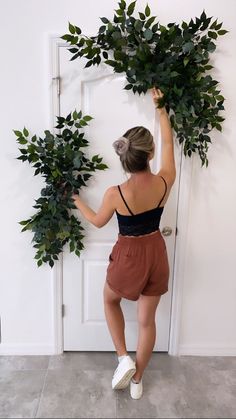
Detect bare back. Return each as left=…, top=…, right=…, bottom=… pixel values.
left=114, top=171, right=172, bottom=216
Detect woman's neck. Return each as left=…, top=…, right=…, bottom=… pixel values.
left=127, top=167, right=154, bottom=184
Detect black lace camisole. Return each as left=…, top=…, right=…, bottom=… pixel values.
left=115, top=176, right=167, bottom=236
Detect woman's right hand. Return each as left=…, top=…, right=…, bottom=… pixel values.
left=151, top=87, right=166, bottom=112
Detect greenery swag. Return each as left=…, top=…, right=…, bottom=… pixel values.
left=61, top=0, right=228, bottom=167
left=14, top=110, right=108, bottom=267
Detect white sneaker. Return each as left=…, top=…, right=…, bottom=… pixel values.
left=112, top=355, right=136, bottom=390
left=130, top=377, right=143, bottom=399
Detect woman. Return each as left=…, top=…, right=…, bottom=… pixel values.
left=72, top=87, right=176, bottom=399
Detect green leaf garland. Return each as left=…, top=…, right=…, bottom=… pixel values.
left=61, top=1, right=229, bottom=167
left=14, top=110, right=108, bottom=267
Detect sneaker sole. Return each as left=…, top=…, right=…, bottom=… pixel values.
left=112, top=367, right=136, bottom=390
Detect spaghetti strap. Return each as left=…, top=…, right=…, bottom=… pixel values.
left=157, top=176, right=168, bottom=208
left=117, top=185, right=134, bottom=216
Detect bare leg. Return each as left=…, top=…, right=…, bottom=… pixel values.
left=133, top=294, right=161, bottom=381
left=103, top=281, right=128, bottom=357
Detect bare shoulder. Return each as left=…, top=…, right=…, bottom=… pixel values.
left=104, top=185, right=118, bottom=197
left=155, top=169, right=176, bottom=188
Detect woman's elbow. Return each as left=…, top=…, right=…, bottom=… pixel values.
left=92, top=219, right=105, bottom=228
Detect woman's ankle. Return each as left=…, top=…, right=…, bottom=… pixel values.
left=132, top=373, right=142, bottom=382
left=117, top=353, right=128, bottom=363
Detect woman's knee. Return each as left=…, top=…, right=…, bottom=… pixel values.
left=138, top=315, right=156, bottom=328
left=137, top=295, right=161, bottom=327
left=103, top=281, right=121, bottom=305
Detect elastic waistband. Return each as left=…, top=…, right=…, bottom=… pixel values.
left=117, top=229, right=162, bottom=245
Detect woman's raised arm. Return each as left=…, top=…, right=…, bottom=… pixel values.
left=152, top=87, right=176, bottom=185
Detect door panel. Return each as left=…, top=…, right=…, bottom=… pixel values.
left=58, top=44, right=180, bottom=351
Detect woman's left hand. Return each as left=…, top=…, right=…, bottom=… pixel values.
left=72, top=193, right=79, bottom=201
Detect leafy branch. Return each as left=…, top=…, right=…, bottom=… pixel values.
left=14, top=110, right=108, bottom=267
left=61, top=1, right=228, bottom=166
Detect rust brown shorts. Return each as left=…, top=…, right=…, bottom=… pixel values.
left=106, top=229, right=169, bottom=301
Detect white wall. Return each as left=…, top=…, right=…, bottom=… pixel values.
left=0, top=0, right=235, bottom=355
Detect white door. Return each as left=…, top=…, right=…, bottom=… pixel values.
left=56, top=43, right=180, bottom=351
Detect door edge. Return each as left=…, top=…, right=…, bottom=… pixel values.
left=168, top=149, right=194, bottom=355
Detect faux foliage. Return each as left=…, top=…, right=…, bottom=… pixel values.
left=14, top=110, right=108, bottom=267
left=61, top=0, right=228, bottom=166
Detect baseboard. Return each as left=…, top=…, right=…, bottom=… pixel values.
left=0, top=343, right=55, bottom=355
left=178, top=344, right=236, bottom=356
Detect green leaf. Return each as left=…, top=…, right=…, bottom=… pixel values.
left=182, top=41, right=194, bottom=53
left=218, top=29, right=229, bottom=35
left=34, top=168, right=41, bottom=176
left=34, top=253, right=42, bottom=260
left=108, top=22, right=113, bottom=31
left=144, top=28, right=153, bottom=41
left=200, top=10, right=207, bottom=21
left=100, top=17, right=109, bottom=24
left=92, top=154, right=99, bottom=162
left=104, top=59, right=116, bottom=67
left=208, top=31, right=217, bottom=39
left=96, top=163, right=108, bottom=170
left=112, top=31, right=122, bottom=40
left=70, top=241, right=75, bottom=252
left=84, top=60, right=93, bottom=68
left=215, top=123, right=222, bottom=131
left=19, top=148, right=28, bottom=154
left=119, top=0, right=126, bottom=10
left=79, top=120, right=88, bottom=126
left=215, top=22, right=223, bottom=30
left=68, top=22, right=75, bottom=34
left=170, top=71, right=180, bottom=77
left=23, top=127, right=29, bottom=137
left=139, top=12, right=145, bottom=20
left=99, top=25, right=106, bottom=34
left=145, top=16, right=156, bottom=28
left=216, top=95, right=224, bottom=101
left=19, top=219, right=31, bottom=225
left=115, top=8, right=124, bottom=16
left=61, top=34, right=73, bottom=42
left=68, top=47, right=78, bottom=54
left=102, top=51, right=108, bottom=59
left=75, top=26, right=82, bottom=35
left=114, top=50, right=125, bottom=60
left=49, top=259, right=54, bottom=268
left=134, top=20, right=143, bottom=32
left=207, top=42, right=216, bottom=52
left=127, top=1, right=136, bottom=16
left=204, top=64, right=214, bottom=70
left=13, top=130, right=22, bottom=137
left=124, top=84, right=133, bottom=90
left=183, top=57, right=189, bottom=66
left=209, top=19, right=218, bottom=29
left=72, top=110, right=78, bottom=120
left=16, top=155, right=27, bottom=161
left=152, top=23, right=159, bottom=32
left=83, top=115, right=93, bottom=121
left=145, top=3, right=151, bottom=17
left=18, top=138, right=28, bottom=144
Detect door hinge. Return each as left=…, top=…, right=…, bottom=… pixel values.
left=176, top=226, right=178, bottom=236
left=52, top=76, right=61, bottom=96
left=62, top=304, right=65, bottom=318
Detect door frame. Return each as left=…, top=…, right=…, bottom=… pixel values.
left=48, top=35, right=193, bottom=355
